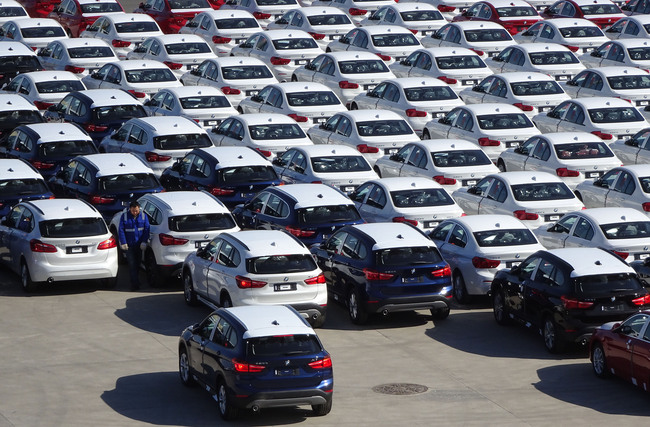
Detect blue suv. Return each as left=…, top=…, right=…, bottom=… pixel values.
left=0, top=158, right=54, bottom=217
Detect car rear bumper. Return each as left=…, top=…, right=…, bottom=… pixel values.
left=30, top=263, right=118, bottom=283
left=288, top=302, right=327, bottom=323
left=366, top=295, right=451, bottom=314
left=233, top=387, right=333, bottom=410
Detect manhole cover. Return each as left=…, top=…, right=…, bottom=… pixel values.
left=372, top=383, right=428, bottom=395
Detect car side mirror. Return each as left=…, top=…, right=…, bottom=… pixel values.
left=272, top=158, right=285, bottom=166
left=514, top=146, right=527, bottom=154
left=47, top=104, right=61, bottom=112
left=621, top=3, right=629, bottom=10
left=37, top=48, right=51, bottom=57
left=250, top=94, right=263, bottom=102
left=520, top=30, right=532, bottom=36
left=140, top=2, right=151, bottom=9
left=339, top=36, right=350, bottom=44
left=399, top=59, right=411, bottom=66
left=510, top=264, right=521, bottom=275
left=492, top=56, right=503, bottom=62
left=547, top=111, right=559, bottom=118
left=432, top=33, right=442, bottom=39
left=226, top=0, right=237, bottom=4
left=171, top=160, right=181, bottom=171
left=466, top=186, right=477, bottom=194
left=368, top=14, right=380, bottom=20
left=619, top=324, right=633, bottom=335
left=133, top=46, right=146, bottom=53
left=190, top=68, right=201, bottom=76
left=566, top=80, right=578, bottom=86
left=110, top=133, right=120, bottom=140
left=239, top=42, right=252, bottom=48
left=594, top=177, right=607, bottom=188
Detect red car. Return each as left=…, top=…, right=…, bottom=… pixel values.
left=15, top=0, right=59, bottom=18
left=133, top=0, right=222, bottom=34
left=452, top=0, right=542, bottom=35
left=48, top=0, right=124, bottom=37
left=540, top=0, right=625, bottom=28
left=590, top=310, right=650, bottom=391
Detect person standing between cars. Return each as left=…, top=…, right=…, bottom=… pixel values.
left=118, top=201, right=150, bottom=291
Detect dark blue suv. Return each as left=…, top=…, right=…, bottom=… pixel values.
left=0, top=158, right=54, bottom=217
left=311, top=222, right=453, bottom=324
left=178, top=305, right=333, bottom=420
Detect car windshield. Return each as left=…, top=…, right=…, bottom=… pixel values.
left=80, top=2, right=122, bottom=13
left=574, top=273, right=643, bottom=295
left=356, top=119, right=413, bottom=136
left=38, top=140, right=96, bottom=158
left=39, top=217, right=107, bottom=237
left=555, top=142, right=614, bottom=159
left=510, top=80, right=564, bottom=95
left=371, top=33, right=419, bottom=47
left=308, top=14, right=351, bottom=25
left=375, top=246, right=442, bottom=266
left=0, top=7, right=26, bottom=17
left=627, top=47, right=650, bottom=61
left=98, top=173, right=159, bottom=191
left=0, top=55, right=41, bottom=71
left=165, top=42, right=211, bottom=55
left=511, top=182, right=575, bottom=201
left=67, top=46, right=115, bottom=58
left=115, top=21, right=160, bottom=33
left=216, top=166, right=278, bottom=183
left=559, top=26, right=604, bottom=38
left=391, top=188, right=455, bottom=207
left=600, top=221, right=650, bottom=240
left=272, top=38, right=318, bottom=50
left=0, top=178, right=48, bottom=196
left=247, top=335, right=321, bottom=357
left=246, top=254, right=317, bottom=274
left=35, top=80, right=85, bottom=94
left=248, top=123, right=306, bottom=139
left=287, top=91, right=340, bottom=106
left=473, top=228, right=538, bottom=247
left=214, top=17, right=258, bottom=29
left=311, top=155, right=371, bottom=172
left=464, top=29, right=513, bottom=42
left=579, top=4, right=621, bottom=14
left=179, top=95, right=230, bottom=109
left=338, top=59, right=389, bottom=74
left=431, top=149, right=492, bottom=166
left=125, top=68, right=177, bottom=82
left=297, top=205, right=360, bottom=224
left=153, top=133, right=212, bottom=150
left=477, top=113, right=533, bottom=129
left=588, top=107, right=644, bottom=123
left=608, top=75, right=650, bottom=89
left=400, top=10, right=443, bottom=21
left=92, top=104, right=147, bottom=121
left=404, top=85, right=458, bottom=101
left=168, top=213, right=235, bottom=231
left=168, top=0, right=210, bottom=8
left=496, top=6, right=538, bottom=16
left=528, top=51, right=579, bottom=65
left=435, top=55, right=486, bottom=69
left=221, top=65, right=273, bottom=79
left=21, top=27, right=65, bottom=38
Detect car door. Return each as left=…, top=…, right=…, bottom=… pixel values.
left=296, top=54, right=320, bottom=81
left=272, top=149, right=295, bottom=183
left=502, top=254, right=541, bottom=320
left=476, top=176, right=507, bottom=215
left=349, top=182, right=375, bottom=221
left=281, top=149, right=308, bottom=184
left=580, top=168, right=618, bottom=207
left=615, top=129, right=647, bottom=164
left=504, top=137, right=537, bottom=171
left=588, top=42, right=611, bottom=67
left=0, top=205, right=25, bottom=270
left=605, top=313, right=649, bottom=382
left=314, top=230, right=348, bottom=297
left=439, top=223, right=469, bottom=271
left=535, top=100, right=571, bottom=133
left=502, top=47, right=526, bottom=73
left=523, top=137, right=551, bottom=172
left=98, top=64, right=122, bottom=90
left=314, top=56, right=335, bottom=86
left=525, top=257, right=567, bottom=324
left=635, top=131, right=650, bottom=164
left=605, top=169, right=636, bottom=208
left=562, top=216, right=596, bottom=248
left=185, top=313, right=218, bottom=383
left=537, top=214, right=577, bottom=248
left=577, top=72, right=604, bottom=98
left=256, top=193, right=289, bottom=230
left=374, top=82, right=400, bottom=112
left=146, top=91, right=167, bottom=116
left=201, top=314, right=240, bottom=388
left=102, top=123, right=132, bottom=152
left=244, top=85, right=269, bottom=113
left=327, top=115, right=353, bottom=146
left=409, top=51, right=433, bottom=77
left=358, top=183, right=388, bottom=223
left=399, top=144, right=428, bottom=178
left=381, top=143, right=413, bottom=177
left=602, top=42, right=625, bottom=67
left=258, top=87, right=283, bottom=115
left=631, top=319, right=650, bottom=390
left=209, top=240, right=240, bottom=303
left=483, top=76, right=508, bottom=104
left=446, top=108, right=475, bottom=141
left=456, top=175, right=493, bottom=214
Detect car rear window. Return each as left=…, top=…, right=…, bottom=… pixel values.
left=115, top=21, right=160, bottom=33
left=246, top=254, right=317, bottom=274
left=214, top=17, right=258, bottom=29
left=92, top=104, right=147, bottom=121
left=168, top=0, right=210, bottom=8
left=510, top=80, right=564, bottom=96
left=308, top=14, right=351, bottom=25
left=168, top=213, right=235, bottom=231
left=35, top=80, right=85, bottom=94
left=579, top=4, right=621, bottom=14
left=287, top=91, right=340, bottom=107
left=297, top=205, right=360, bottom=224
left=356, top=120, right=413, bottom=136
left=400, top=10, right=443, bottom=21
left=600, top=222, right=650, bottom=240
left=0, top=7, right=26, bottom=17
left=496, top=6, right=537, bottom=16
left=98, top=173, right=159, bottom=191
left=216, top=166, right=278, bottom=183
left=179, top=95, right=230, bottom=109
left=404, top=85, right=458, bottom=101
left=376, top=246, right=442, bottom=266
left=528, top=51, right=579, bottom=65
left=125, top=68, right=177, bottom=83
left=464, top=29, right=512, bottom=42
left=0, top=55, right=41, bottom=71
left=247, top=334, right=321, bottom=357
left=371, top=33, right=419, bottom=47
left=435, top=55, right=486, bottom=70
left=511, top=182, right=575, bottom=201
left=221, top=65, right=273, bottom=79
left=588, top=107, right=644, bottom=123
left=67, top=46, right=115, bottom=58
left=391, top=188, right=455, bottom=207
left=574, top=273, right=643, bottom=295
left=38, top=140, right=97, bottom=158
left=311, top=155, right=371, bottom=172
left=248, top=124, right=306, bottom=140
left=473, top=228, right=538, bottom=247
left=80, top=2, right=123, bottom=12
left=0, top=110, right=43, bottom=128
left=153, top=133, right=212, bottom=150
left=432, top=149, right=492, bottom=167
left=559, top=26, right=604, bottom=38
left=39, top=217, right=107, bottom=238
left=21, top=27, right=65, bottom=38
left=165, top=42, right=211, bottom=55
left=555, top=142, right=614, bottom=159
left=272, top=38, right=318, bottom=50
left=0, top=178, right=48, bottom=196
left=477, top=113, right=533, bottom=129
left=607, top=75, right=650, bottom=90
left=338, top=59, right=389, bottom=74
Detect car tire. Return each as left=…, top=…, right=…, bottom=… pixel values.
left=21, top=263, right=37, bottom=293
left=221, top=293, right=233, bottom=308
left=178, top=347, right=195, bottom=387
left=183, top=272, right=198, bottom=306
left=574, top=191, right=583, bottom=202
left=374, top=166, right=382, bottom=178
left=422, top=129, right=430, bottom=140
left=312, top=397, right=332, bottom=416
left=217, top=380, right=239, bottom=420
left=591, top=343, right=609, bottom=378
left=431, top=305, right=450, bottom=320
left=145, top=251, right=163, bottom=288
left=543, top=316, right=565, bottom=354
left=453, top=272, right=470, bottom=304
left=497, top=159, right=506, bottom=172
left=347, top=287, right=368, bottom=324
left=326, top=47, right=331, bottom=53
left=291, top=74, right=298, bottom=82
left=350, top=102, right=358, bottom=110
left=492, top=290, right=510, bottom=325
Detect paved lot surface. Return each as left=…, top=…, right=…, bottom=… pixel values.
left=1, top=265, right=650, bottom=427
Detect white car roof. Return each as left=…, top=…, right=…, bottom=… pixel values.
left=416, top=138, right=482, bottom=151
left=568, top=96, right=635, bottom=109
left=0, top=93, right=39, bottom=111
left=77, top=89, right=143, bottom=107
left=515, top=43, right=571, bottom=53
left=420, top=47, right=479, bottom=57
left=611, top=39, right=650, bottom=48
left=576, top=207, right=649, bottom=225
left=495, top=72, right=557, bottom=83
left=291, top=144, right=364, bottom=157
left=370, top=176, right=444, bottom=191
left=540, top=18, right=600, bottom=28
left=159, top=85, right=225, bottom=98
left=10, top=18, right=63, bottom=29
left=133, top=116, right=205, bottom=136
left=0, top=40, right=36, bottom=56
left=626, top=15, right=650, bottom=25
left=273, top=82, right=334, bottom=93
left=359, top=25, right=418, bottom=35
left=449, top=21, right=509, bottom=30
left=198, top=146, right=272, bottom=167
left=26, top=198, right=102, bottom=220
left=461, top=102, right=526, bottom=115
left=0, top=0, right=26, bottom=7
left=446, top=214, right=530, bottom=232
left=145, top=34, right=209, bottom=45
left=24, top=123, right=93, bottom=142
left=341, top=109, right=408, bottom=121
left=236, top=113, right=299, bottom=126
left=105, top=12, right=158, bottom=24
left=572, top=0, right=618, bottom=6
left=540, top=131, right=605, bottom=145
left=617, top=164, right=650, bottom=176
left=198, top=9, right=257, bottom=18
left=82, top=153, right=153, bottom=176
left=0, top=158, right=42, bottom=179
left=388, top=2, right=439, bottom=12
left=52, top=38, right=115, bottom=49
left=587, top=66, right=648, bottom=77
left=227, top=305, right=316, bottom=339
left=258, top=29, right=313, bottom=39
left=112, top=59, right=171, bottom=71
left=385, top=77, right=449, bottom=88
left=22, top=70, right=81, bottom=83
left=294, top=6, right=347, bottom=15
left=487, top=0, right=537, bottom=7
left=351, top=222, right=433, bottom=250
left=143, top=191, right=229, bottom=215
left=227, top=229, right=310, bottom=257
left=212, top=56, right=268, bottom=67
left=278, top=183, right=354, bottom=208
left=490, top=171, right=564, bottom=185
left=548, top=247, right=635, bottom=277
left=325, top=51, right=386, bottom=62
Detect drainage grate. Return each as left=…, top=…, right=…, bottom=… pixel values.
left=372, top=383, right=428, bottom=395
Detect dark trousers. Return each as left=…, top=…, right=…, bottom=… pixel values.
left=126, top=244, right=142, bottom=289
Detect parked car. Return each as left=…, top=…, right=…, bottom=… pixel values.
left=486, top=43, right=586, bottom=81
left=579, top=39, right=650, bottom=69
left=134, top=0, right=215, bottom=34
left=0, top=158, right=54, bottom=218
left=515, top=18, right=608, bottom=54
left=0, top=41, right=44, bottom=88
left=604, top=15, right=650, bottom=40
left=48, top=0, right=124, bottom=38
left=2, top=70, right=86, bottom=111
left=452, top=0, right=543, bottom=35
left=179, top=9, right=261, bottom=56
left=610, top=126, right=650, bottom=164
left=540, top=0, right=624, bottom=28
left=37, top=38, right=119, bottom=78
left=360, top=3, right=447, bottom=37
left=574, top=164, right=650, bottom=214
left=422, top=21, right=517, bottom=58
left=221, top=0, right=301, bottom=29
left=268, top=6, right=356, bottom=49
left=561, top=67, right=650, bottom=110
left=0, top=18, right=68, bottom=50
left=0, top=94, right=44, bottom=144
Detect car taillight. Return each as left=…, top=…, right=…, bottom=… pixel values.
left=256, top=148, right=272, bottom=157
left=33, top=100, right=54, bottom=110
left=270, top=56, right=291, bottom=65
left=363, top=268, right=395, bottom=281
left=89, top=195, right=115, bottom=204
left=437, top=76, right=457, bottom=84
left=212, top=36, right=232, bottom=44
left=478, top=137, right=501, bottom=146
left=233, top=358, right=266, bottom=372
left=159, top=233, right=189, bottom=246
left=285, top=225, right=317, bottom=237
left=145, top=151, right=172, bottom=162
left=127, top=90, right=146, bottom=99
left=643, top=202, right=650, bottom=212
left=220, top=86, right=241, bottom=95
left=305, top=273, right=326, bottom=284
left=30, top=160, right=56, bottom=170
left=97, top=236, right=117, bottom=250
left=408, top=28, right=418, bottom=34
left=311, top=180, right=322, bottom=184
left=236, top=275, right=267, bottom=289
left=64, top=65, right=85, bottom=74
left=406, top=108, right=427, bottom=117
left=470, top=48, right=485, bottom=56
left=111, top=39, right=131, bottom=48
left=164, top=61, right=184, bottom=70
left=431, top=265, right=451, bottom=277
left=433, top=175, right=457, bottom=185
left=556, top=167, right=580, bottom=177
left=513, top=102, right=534, bottom=112
left=308, top=356, right=332, bottom=369
left=208, top=186, right=236, bottom=196
left=632, top=294, right=650, bottom=306
left=472, top=256, right=500, bottom=268
left=339, top=80, right=359, bottom=89
left=591, top=131, right=613, bottom=140
left=561, top=295, right=594, bottom=309
left=612, top=250, right=629, bottom=259
left=308, top=32, right=326, bottom=40
left=376, top=53, right=391, bottom=61
left=513, top=210, right=539, bottom=221
left=392, top=216, right=418, bottom=226
left=30, top=239, right=57, bottom=253
left=288, top=113, right=308, bottom=122
left=349, top=7, right=367, bottom=15
left=83, top=123, right=108, bottom=132
left=563, top=44, right=579, bottom=52
left=437, top=4, right=456, bottom=11
left=252, top=11, right=271, bottom=19
left=356, top=144, right=379, bottom=153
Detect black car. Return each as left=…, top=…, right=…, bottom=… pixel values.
left=491, top=247, right=650, bottom=353
left=0, top=94, right=45, bottom=144
left=310, top=222, right=453, bottom=324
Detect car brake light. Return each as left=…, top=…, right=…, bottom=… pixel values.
left=431, top=265, right=451, bottom=277
left=561, top=295, right=594, bottom=309
left=311, top=180, right=322, bottom=184
left=212, top=36, right=232, bottom=44
left=127, top=90, right=147, bottom=99
left=632, top=294, right=650, bottom=306
left=220, top=86, right=241, bottom=95
left=285, top=225, right=317, bottom=237
left=472, top=256, right=500, bottom=268
left=64, top=65, right=85, bottom=74
left=256, top=148, right=272, bottom=157
left=513, top=210, right=539, bottom=221
left=556, top=167, right=580, bottom=177
left=363, top=268, right=395, bottom=281
left=408, top=28, right=418, bottom=34
left=591, top=131, right=613, bottom=140
left=208, top=186, right=236, bottom=196
left=376, top=53, right=391, bottom=61
left=308, top=32, right=326, bottom=40
left=158, top=233, right=189, bottom=246
left=356, top=144, right=379, bottom=153
left=305, top=273, right=326, bottom=284
left=643, top=202, right=650, bottom=212
left=97, top=236, right=117, bottom=250
left=406, top=108, right=427, bottom=117
left=563, top=44, right=579, bottom=52
left=30, top=239, right=57, bottom=253
left=236, top=275, right=267, bottom=289
left=33, top=100, right=54, bottom=110
left=433, top=175, right=457, bottom=185
left=145, top=151, right=172, bottom=162
left=30, top=160, right=56, bottom=169
left=437, top=76, right=458, bottom=84
left=252, top=11, right=271, bottom=19
left=288, top=113, right=308, bottom=122
left=270, top=56, right=291, bottom=65
left=111, top=39, right=131, bottom=48
left=612, top=250, right=629, bottom=259
left=339, top=80, right=359, bottom=89
left=348, top=7, right=367, bottom=15
left=513, top=102, right=534, bottom=112
left=164, top=61, right=184, bottom=70
left=392, top=216, right=418, bottom=226
left=478, top=137, right=501, bottom=146
left=437, top=4, right=456, bottom=11
left=470, top=48, right=485, bottom=56
left=308, top=356, right=332, bottom=369
left=89, top=195, right=115, bottom=204
left=233, top=358, right=266, bottom=372
left=83, top=123, right=108, bottom=132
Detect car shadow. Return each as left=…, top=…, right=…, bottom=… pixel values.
left=321, top=297, right=432, bottom=331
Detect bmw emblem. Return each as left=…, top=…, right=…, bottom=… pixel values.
left=611, top=296, right=616, bottom=302
left=129, top=193, right=134, bottom=198
left=348, top=180, right=353, bottom=183
left=283, top=277, right=289, bottom=282
left=75, top=240, right=80, bottom=244
left=546, top=101, right=550, bottom=105
left=514, top=136, right=518, bottom=139
left=204, top=234, right=209, bottom=239
left=433, top=214, right=437, bottom=218
left=411, top=268, right=416, bottom=274
left=331, top=226, right=336, bottom=231
left=284, top=360, right=291, bottom=366
left=626, top=130, right=630, bottom=133
left=515, top=254, right=520, bottom=258
left=470, top=173, right=475, bottom=177
left=193, top=58, right=197, bottom=62
left=392, top=142, right=396, bottom=146
left=249, top=185, right=254, bottom=190
left=321, top=112, right=325, bottom=116
left=645, top=246, right=649, bottom=251
left=593, top=166, right=598, bottom=170
left=553, top=208, right=558, bottom=212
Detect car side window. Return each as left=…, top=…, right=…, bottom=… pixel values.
left=486, top=178, right=506, bottom=202
left=341, top=233, right=365, bottom=259
left=473, top=177, right=493, bottom=196
left=624, top=21, right=640, bottom=36
left=518, top=256, right=540, bottom=279
left=554, top=214, right=577, bottom=233
left=509, top=48, right=525, bottom=66
left=606, top=43, right=624, bottom=62
left=72, top=162, right=91, bottom=186
left=571, top=71, right=589, bottom=87
left=539, top=24, right=555, bottom=39
left=382, top=84, right=399, bottom=102
left=551, top=101, right=572, bottom=119
left=288, top=151, right=307, bottom=174
left=430, top=222, right=454, bottom=241
left=191, top=155, right=210, bottom=178
left=319, top=57, right=335, bottom=75
left=497, top=47, right=513, bottom=62
left=143, top=202, right=162, bottom=225
left=350, top=182, right=373, bottom=203
left=247, top=191, right=270, bottom=212
left=414, top=53, right=432, bottom=70
left=213, top=317, right=238, bottom=348
left=560, top=1, right=575, bottom=15
left=532, top=140, right=551, bottom=160
left=518, top=137, right=538, bottom=156
left=613, top=171, right=635, bottom=195
left=367, top=185, right=387, bottom=209
left=453, top=110, right=473, bottom=131
left=623, top=314, right=650, bottom=338
left=52, top=43, right=64, bottom=60
left=488, top=78, right=507, bottom=97
left=323, top=114, right=340, bottom=131
left=17, top=207, right=34, bottom=232
left=335, top=117, right=352, bottom=137
left=447, top=25, right=461, bottom=43
left=407, top=147, right=427, bottom=168
left=384, top=8, right=396, bottom=22
left=217, top=241, right=240, bottom=267
left=572, top=217, right=594, bottom=240
left=266, top=88, right=283, bottom=108
left=584, top=73, right=603, bottom=91
left=128, top=126, right=146, bottom=145
left=392, top=144, right=413, bottom=163
left=478, top=4, right=492, bottom=18
left=352, top=30, right=368, bottom=48
left=534, top=259, right=564, bottom=287
left=198, top=314, right=219, bottom=340
left=324, top=230, right=347, bottom=253
left=263, top=195, right=289, bottom=218
left=599, top=169, right=620, bottom=188
left=227, top=120, right=244, bottom=140
left=449, top=225, right=467, bottom=248
left=5, top=205, right=24, bottom=229
left=563, top=104, right=584, bottom=125
left=255, top=36, right=269, bottom=51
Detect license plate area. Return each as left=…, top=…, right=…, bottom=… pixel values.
left=245, top=90, right=259, bottom=96
left=544, top=214, right=562, bottom=221
left=274, top=283, right=297, bottom=291
left=294, top=59, right=308, bottom=65
left=402, top=276, right=423, bottom=283
left=462, top=179, right=476, bottom=186
left=555, top=75, right=570, bottom=81
left=66, top=246, right=88, bottom=254
left=241, top=192, right=255, bottom=198
left=462, top=79, right=478, bottom=85
left=600, top=303, right=624, bottom=312
left=638, top=101, right=649, bottom=106
left=363, top=84, right=377, bottom=90
left=384, top=148, right=398, bottom=155
left=636, top=253, right=650, bottom=260
left=587, top=171, right=602, bottom=178
left=424, top=221, right=439, bottom=228
left=275, top=368, right=299, bottom=376
left=505, top=141, right=519, bottom=148
left=194, top=240, right=209, bottom=248
left=538, top=106, right=553, bottom=112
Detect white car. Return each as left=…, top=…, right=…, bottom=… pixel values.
left=360, top=3, right=447, bottom=38
left=1, top=70, right=85, bottom=110
left=460, top=72, right=570, bottom=117
left=429, top=214, right=545, bottom=301
left=221, top=0, right=301, bottom=29
left=272, top=144, right=378, bottom=192
left=230, top=29, right=324, bottom=82
left=351, top=77, right=465, bottom=135
left=422, top=21, right=517, bottom=58
left=292, top=51, right=396, bottom=107
left=532, top=97, right=649, bottom=143
left=238, top=82, right=346, bottom=130
left=144, top=86, right=238, bottom=129
left=0, top=18, right=67, bottom=50
left=373, top=139, right=499, bottom=191
left=311, top=0, right=398, bottom=24
left=79, top=13, right=163, bottom=60
left=604, top=15, right=650, bottom=40
left=534, top=207, right=650, bottom=263
left=307, top=109, right=421, bottom=166
left=452, top=171, right=585, bottom=228
left=179, top=10, right=261, bottom=56
left=574, top=164, right=650, bottom=214
left=209, top=113, right=313, bottom=160
left=36, top=38, right=118, bottom=77
left=423, top=103, right=541, bottom=161
left=0, top=0, right=28, bottom=26
left=410, top=0, right=479, bottom=20
left=610, top=126, right=650, bottom=164
left=326, top=25, right=422, bottom=65
left=81, top=59, right=183, bottom=101
left=579, top=39, right=650, bottom=69
left=98, top=116, right=213, bottom=176
left=390, top=47, right=493, bottom=92
left=108, top=191, right=240, bottom=287
left=350, top=177, right=465, bottom=229
left=179, top=57, right=278, bottom=108
left=621, top=0, right=650, bottom=15
left=267, top=6, right=356, bottom=50
left=0, top=198, right=118, bottom=292
left=515, top=18, right=608, bottom=54
left=486, top=43, right=586, bottom=81
left=497, top=132, right=621, bottom=189
left=126, top=34, right=217, bottom=78
left=562, top=67, right=650, bottom=110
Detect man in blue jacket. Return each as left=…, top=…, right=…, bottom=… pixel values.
left=118, top=201, right=150, bottom=291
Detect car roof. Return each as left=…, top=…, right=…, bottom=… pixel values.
left=359, top=24, right=416, bottom=35
left=23, top=123, right=92, bottom=142
left=420, top=47, right=478, bottom=57
left=112, top=59, right=171, bottom=70
left=446, top=214, right=529, bottom=232
left=495, top=72, right=557, bottom=83
left=225, top=305, right=316, bottom=339
left=76, top=89, right=143, bottom=106
left=484, top=0, right=537, bottom=6
left=212, top=56, right=267, bottom=67
left=568, top=96, right=635, bottom=109
left=589, top=66, right=648, bottom=77
left=627, top=15, right=650, bottom=24
left=81, top=153, right=153, bottom=176
left=415, top=138, right=482, bottom=151
left=490, top=171, right=563, bottom=185
left=235, top=113, right=299, bottom=125
left=388, top=2, right=438, bottom=11
left=575, top=207, right=649, bottom=224
left=0, top=93, right=39, bottom=111
left=197, top=146, right=271, bottom=166
left=276, top=183, right=354, bottom=208
left=272, top=82, right=334, bottom=93
left=617, top=164, right=650, bottom=176
left=21, top=70, right=81, bottom=83
left=541, top=17, right=600, bottom=28
left=547, top=248, right=635, bottom=277
left=291, top=144, right=363, bottom=157
left=325, top=51, right=387, bottom=61
left=340, top=109, right=407, bottom=121
left=0, top=158, right=42, bottom=179
left=11, top=18, right=62, bottom=29
left=351, top=222, right=433, bottom=250
left=385, top=77, right=449, bottom=88
left=612, top=38, right=650, bottom=48
left=370, top=176, right=444, bottom=191
left=0, top=0, right=25, bottom=7
left=299, top=6, right=351, bottom=15
left=572, top=0, right=618, bottom=6
left=77, top=0, right=120, bottom=5
left=0, top=40, right=36, bottom=56
left=460, top=103, right=526, bottom=115
left=514, top=43, right=570, bottom=53
left=132, top=116, right=205, bottom=135
left=142, top=191, right=229, bottom=214
left=25, top=198, right=101, bottom=219
left=104, top=12, right=158, bottom=24
left=197, top=9, right=257, bottom=18
left=449, top=20, right=509, bottom=30
left=159, top=85, right=225, bottom=97
left=540, top=131, right=604, bottom=145
left=225, top=230, right=309, bottom=256
left=53, top=38, right=115, bottom=48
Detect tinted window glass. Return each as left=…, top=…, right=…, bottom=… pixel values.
left=256, top=0, right=296, bottom=4
left=477, top=113, right=533, bottom=129
left=115, top=21, right=160, bottom=33
left=376, top=246, right=442, bottom=266
left=308, top=14, right=351, bottom=25
left=247, top=334, right=321, bottom=357
left=600, top=221, right=650, bottom=239
left=390, top=188, right=454, bottom=207
left=510, top=80, right=564, bottom=95
left=248, top=124, right=305, bottom=139
left=21, top=27, right=65, bottom=38
left=67, top=47, right=115, bottom=58
left=38, top=140, right=97, bottom=158
left=0, top=56, right=41, bottom=71
left=92, top=105, right=147, bottom=121
left=214, top=17, right=258, bottom=29
left=512, top=182, right=575, bottom=201
left=0, top=7, right=27, bottom=17
left=473, top=228, right=537, bottom=247
left=0, top=178, right=48, bottom=196
left=555, top=142, right=614, bottom=159
left=528, top=51, right=579, bottom=65
left=496, top=6, right=537, bottom=16
left=39, top=217, right=107, bottom=237
left=356, top=120, right=413, bottom=136
left=435, top=55, right=486, bottom=69
left=165, top=42, right=211, bottom=55
left=153, top=133, right=212, bottom=150
left=287, top=91, right=339, bottom=106
left=80, top=2, right=122, bottom=12
left=272, top=38, right=318, bottom=49
left=179, top=95, right=230, bottom=109
left=588, top=107, right=644, bottom=123
left=311, top=155, right=370, bottom=172
left=338, top=59, right=389, bottom=74
left=575, top=273, right=643, bottom=295
left=98, top=173, right=159, bottom=191
left=464, top=29, right=512, bottom=42
left=404, top=86, right=457, bottom=101
left=297, top=205, right=360, bottom=224
left=216, top=166, right=278, bottom=183
left=168, top=213, right=235, bottom=231
left=400, top=10, right=443, bottom=20
left=580, top=4, right=621, bottom=14
left=432, top=149, right=492, bottom=167
left=125, top=68, right=176, bottom=83
left=246, top=254, right=316, bottom=274
left=0, top=110, right=43, bottom=128
left=559, top=26, right=604, bottom=38
left=168, top=0, right=210, bottom=8
left=221, top=65, right=272, bottom=79
left=35, top=80, right=85, bottom=94
left=371, top=33, right=419, bottom=46
left=607, top=75, right=650, bottom=90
